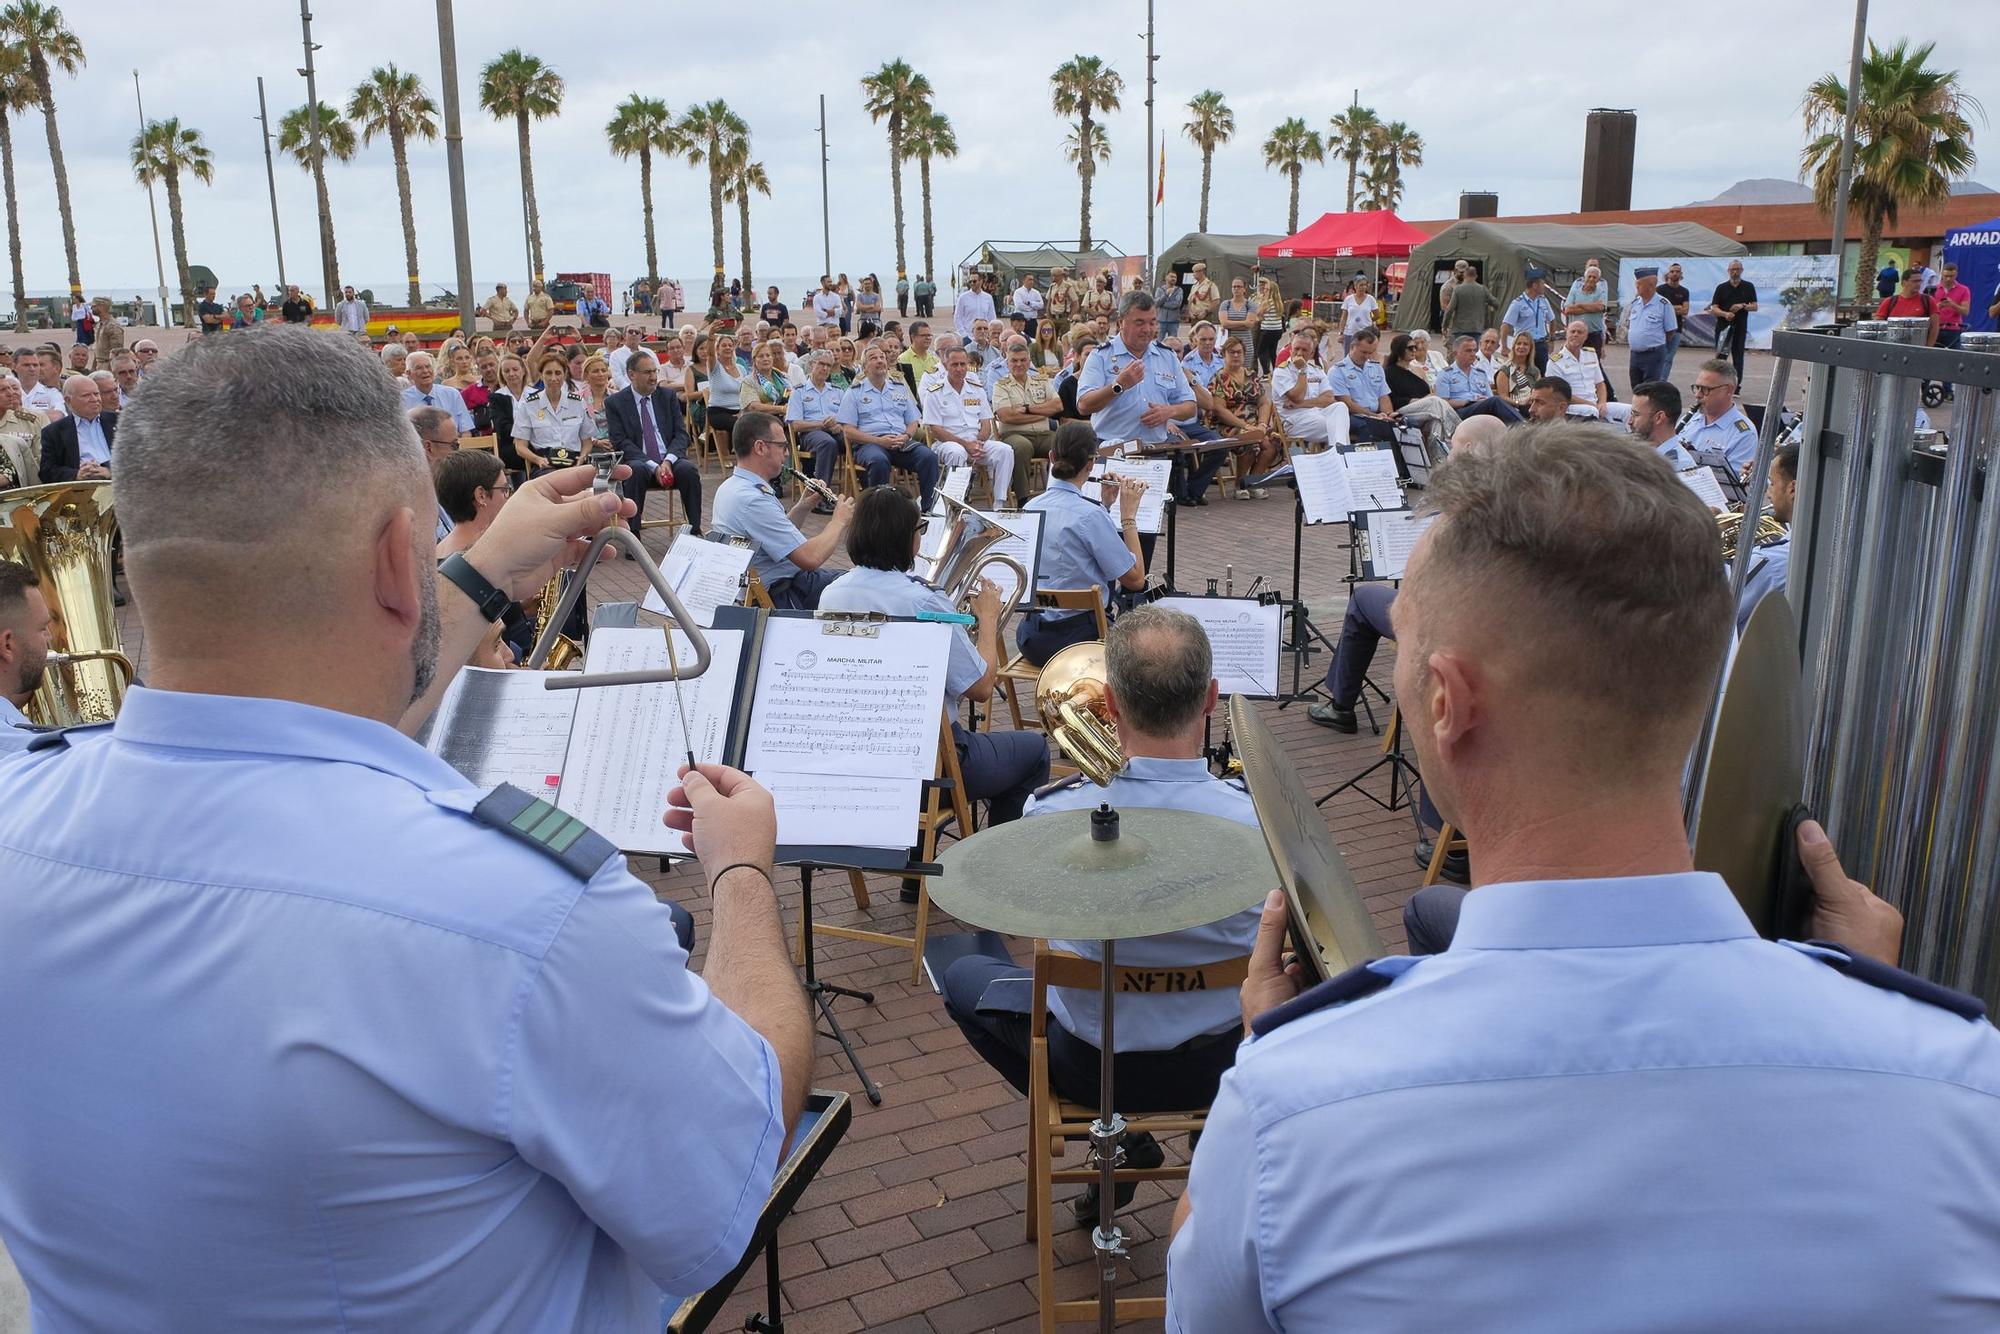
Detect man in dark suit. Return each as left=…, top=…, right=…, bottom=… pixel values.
left=39, top=377, right=117, bottom=484
left=606, top=350, right=702, bottom=535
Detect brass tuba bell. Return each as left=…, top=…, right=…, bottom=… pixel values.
left=1717, top=507, right=1788, bottom=561
left=0, top=480, right=132, bottom=725
left=1034, top=641, right=1125, bottom=785
left=928, top=492, right=1029, bottom=622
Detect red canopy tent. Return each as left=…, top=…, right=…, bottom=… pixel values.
left=1258, top=211, right=1432, bottom=304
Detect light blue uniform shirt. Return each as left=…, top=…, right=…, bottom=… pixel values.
left=834, top=374, right=919, bottom=438
left=1166, top=872, right=2000, bottom=1332
left=0, top=695, right=32, bottom=756
left=1327, top=354, right=1391, bottom=411
left=1654, top=437, right=1696, bottom=470
left=401, top=382, right=474, bottom=434
left=1433, top=363, right=1492, bottom=403
left=1677, top=403, right=1757, bottom=471
left=1023, top=477, right=1136, bottom=622
left=784, top=380, right=845, bottom=429
left=1181, top=349, right=1226, bottom=388
left=1503, top=291, right=1555, bottom=341
left=0, top=687, right=785, bottom=1331
left=980, top=353, right=1008, bottom=400
left=1626, top=290, right=1679, bottom=352
left=1029, top=758, right=1261, bottom=1050
left=73, top=414, right=111, bottom=467
left=1078, top=335, right=1194, bottom=444
left=819, top=565, right=985, bottom=708
left=1737, top=535, right=1791, bottom=633
left=712, top=465, right=808, bottom=587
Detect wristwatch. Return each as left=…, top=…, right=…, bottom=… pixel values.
left=439, top=552, right=511, bottom=623
left=1110, top=383, right=1126, bottom=396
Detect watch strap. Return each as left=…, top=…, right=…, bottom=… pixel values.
left=439, top=552, right=510, bottom=623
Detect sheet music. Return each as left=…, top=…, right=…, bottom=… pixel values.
left=1156, top=597, right=1284, bottom=698
left=930, top=465, right=973, bottom=514
left=556, top=626, right=745, bottom=855
left=425, top=668, right=575, bottom=795
left=640, top=529, right=754, bottom=626
left=1678, top=466, right=1730, bottom=513
left=1292, top=448, right=1355, bottom=526
left=761, top=774, right=924, bottom=850
left=917, top=513, right=948, bottom=566
left=1362, top=509, right=1437, bottom=580
left=744, top=618, right=949, bottom=782
left=1343, top=450, right=1403, bottom=511
left=974, top=510, right=1042, bottom=609
left=1102, top=457, right=1172, bottom=535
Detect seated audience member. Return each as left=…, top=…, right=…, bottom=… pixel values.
left=785, top=353, right=847, bottom=506
left=941, top=604, right=1261, bottom=1221
left=1018, top=422, right=1148, bottom=666
left=1547, top=320, right=1611, bottom=419
left=711, top=412, right=854, bottom=610
left=1327, top=327, right=1399, bottom=445
left=1053, top=335, right=1099, bottom=420
left=835, top=344, right=940, bottom=508
left=1526, top=376, right=1573, bottom=424
left=1271, top=331, right=1348, bottom=446
left=820, top=486, right=1048, bottom=823
left=608, top=351, right=703, bottom=537
left=1407, top=329, right=1447, bottom=382
left=1435, top=334, right=1522, bottom=424
left=1167, top=424, right=1967, bottom=1333
left=38, top=376, right=115, bottom=484
left=410, top=405, right=460, bottom=543
left=1208, top=336, right=1277, bottom=495
left=1627, top=381, right=1697, bottom=470
left=0, top=373, right=43, bottom=489
left=921, top=346, right=1012, bottom=504
left=993, top=340, right=1060, bottom=506
left=1493, top=331, right=1539, bottom=414
left=433, top=449, right=513, bottom=559
left=1473, top=328, right=1503, bottom=379
left=0, top=564, right=51, bottom=755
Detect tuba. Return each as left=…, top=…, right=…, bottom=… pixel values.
left=927, top=492, right=1029, bottom=622
left=0, top=481, right=131, bottom=725
left=1035, top=641, right=1125, bottom=784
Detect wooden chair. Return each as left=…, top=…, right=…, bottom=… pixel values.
left=796, top=712, right=972, bottom=986
left=993, top=589, right=1108, bottom=733
left=1025, top=943, right=1250, bottom=1332
left=1422, top=823, right=1470, bottom=888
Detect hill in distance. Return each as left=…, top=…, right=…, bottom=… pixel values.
left=1684, top=176, right=1995, bottom=207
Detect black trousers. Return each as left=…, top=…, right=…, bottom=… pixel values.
left=622, top=457, right=703, bottom=535
left=1719, top=318, right=1749, bottom=382
left=1016, top=609, right=1101, bottom=667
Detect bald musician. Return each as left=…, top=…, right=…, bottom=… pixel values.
left=942, top=605, right=1261, bottom=1225
left=0, top=326, right=812, bottom=1329
left=1167, top=422, right=1999, bottom=1331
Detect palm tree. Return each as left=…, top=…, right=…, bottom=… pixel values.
left=1050, top=56, right=1123, bottom=248
left=1182, top=90, right=1235, bottom=232
left=0, top=44, right=33, bottom=331
left=130, top=118, right=213, bottom=329
left=860, top=60, right=933, bottom=283
left=1801, top=38, right=1981, bottom=290
left=1375, top=121, right=1424, bottom=211
left=1262, top=117, right=1324, bottom=234
left=1360, top=157, right=1401, bottom=211
left=1329, top=103, right=1381, bottom=213
left=1064, top=122, right=1111, bottom=191
left=348, top=65, right=438, bottom=307
left=678, top=100, right=746, bottom=283
left=478, top=50, right=563, bottom=282
left=903, top=106, right=957, bottom=284
left=0, top=2, right=84, bottom=301
left=276, top=102, right=356, bottom=305
left=721, top=137, right=769, bottom=292
left=606, top=94, right=677, bottom=287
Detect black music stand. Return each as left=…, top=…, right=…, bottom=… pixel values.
left=1272, top=485, right=1342, bottom=705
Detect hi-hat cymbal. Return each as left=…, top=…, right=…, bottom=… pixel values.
left=930, top=805, right=1273, bottom=941
left=1690, top=590, right=1805, bottom=937
left=1230, top=696, right=1385, bottom=982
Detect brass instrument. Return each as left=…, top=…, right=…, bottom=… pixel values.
left=0, top=481, right=128, bottom=725
left=928, top=492, right=1030, bottom=623
left=531, top=568, right=583, bottom=670
left=1718, top=507, right=1788, bottom=560
left=1035, top=642, right=1125, bottom=784
left=778, top=459, right=839, bottom=505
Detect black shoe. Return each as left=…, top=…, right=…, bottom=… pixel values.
left=1070, top=1131, right=1164, bottom=1228
left=900, top=877, right=921, bottom=904
left=813, top=500, right=836, bottom=516
left=1414, top=838, right=1470, bottom=885
left=1307, top=700, right=1357, bottom=733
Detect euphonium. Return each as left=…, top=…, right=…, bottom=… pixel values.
left=1718, top=507, right=1788, bottom=560
left=0, top=480, right=130, bottom=725
left=928, top=492, right=1029, bottom=623
left=1035, top=642, right=1125, bottom=785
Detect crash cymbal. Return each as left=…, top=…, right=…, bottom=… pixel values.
left=1229, top=696, right=1385, bottom=982
left=930, top=804, right=1273, bottom=941
left=1690, top=591, right=1806, bottom=937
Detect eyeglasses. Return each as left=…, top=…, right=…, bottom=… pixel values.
left=1691, top=383, right=1728, bottom=396
left=487, top=481, right=514, bottom=496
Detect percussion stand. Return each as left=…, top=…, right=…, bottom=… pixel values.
left=792, top=862, right=886, bottom=1107
left=1086, top=808, right=1130, bottom=1334
left=1275, top=488, right=1340, bottom=706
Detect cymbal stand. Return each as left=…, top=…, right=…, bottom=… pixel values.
left=1275, top=488, right=1340, bottom=706
left=1087, top=806, right=1128, bottom=1334
left=795, top=863, right=883, bottom=1107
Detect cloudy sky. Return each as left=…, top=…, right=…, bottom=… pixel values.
left=4, top=0, right=1989, bottom=300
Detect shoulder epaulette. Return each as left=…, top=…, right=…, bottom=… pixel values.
left=471, top=783, right=619, bottom=881
left=1032, top=772, right=1091, bottom=800
left=1251, top=958, right=1396, bottom=1037
left=1784, top=940, right=1986, bottom=1021
left=1736, top=418, right=1753, bottom=430
left=24, top=720, right=111, bottom=752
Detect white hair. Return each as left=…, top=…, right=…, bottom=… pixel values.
left=380, top=344, right=406, bottom=366
left=405, top=351, right=435, bottom=371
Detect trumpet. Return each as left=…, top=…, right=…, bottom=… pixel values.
left=779, top=460, right=840, bottom=505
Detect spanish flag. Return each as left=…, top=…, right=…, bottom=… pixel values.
left=1156, top=133, right=1166, bottom=206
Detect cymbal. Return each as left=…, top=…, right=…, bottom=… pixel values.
left=1230, top=696, right=1385, bottom=982
left=930, top=805, right=1273, bottom=941
left=1690, top=591, right=1805, bottom=936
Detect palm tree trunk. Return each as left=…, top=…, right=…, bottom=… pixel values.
left=737, top=186, right=752, bottom=293
left=392, top=118, right=421, bottom=306
left=639, top=145, right=658, bottom=285
left=707, top=150, right=725, bottom=279
left=888, top=117, right=907, bottom=282
left=163, top=165, right=196, bottom=330
left=0, top=113, right=24, bottom=333
left=30, top=59, right=80, bottom=300
left=1857, top=225, right=1883, bottom=307
left=1288, top=169, right=1300, bottom=234
left=919, top=151, right=935, bottom=283
left=1198, top=145, right=1213, bottom=232
left=1344, top=155, right=1358, bottom=213
left=1078, top=106, right=1094, bottom=249
left=310, top=140, right=339, bottom=306
left=515, top=111, right=543, bottom=282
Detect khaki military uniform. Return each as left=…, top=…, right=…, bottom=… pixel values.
left=523, top=291, right=555, bottom=329
left=482, top=295, right=520, bottom=329
left=0, top=407, right=46, bottom=489
left=1186, top=278, right=1221, bottom=326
